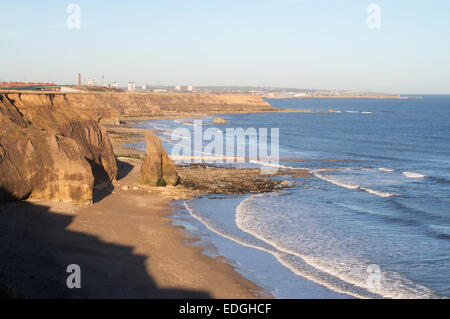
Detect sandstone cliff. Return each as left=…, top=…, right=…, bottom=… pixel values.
left=0, top=92, right=273, bottom=124
left=139, top=130, right=179, bottom=187
left=0, top=92, right=117, bottom=204
left=0, top=91, right=270, bottom=203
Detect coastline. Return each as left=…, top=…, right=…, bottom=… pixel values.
left=3, top=95, right=442, bottom=298
left=110, top=117, right=358, bottom=299
left=0, top=156, right=267, bottom=298
left=265, top=95, right=423, bottom=99
left=3, top=94, right=440, bottom=299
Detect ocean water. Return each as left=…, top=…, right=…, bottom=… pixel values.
left=132, top=95, right=450, bottom=298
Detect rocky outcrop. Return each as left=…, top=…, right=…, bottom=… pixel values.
left=0, top=92, right=117, bottom=204
left=139, top=130, right=179, bottom=187
left=177, top=165, right=286, bottom=194
left=212, top=117, right=227, bottom=124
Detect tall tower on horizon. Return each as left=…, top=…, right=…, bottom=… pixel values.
left=78, top=73, right=81, bottom=86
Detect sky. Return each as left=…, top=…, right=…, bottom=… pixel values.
left=0, top=0, right=449, bottom=94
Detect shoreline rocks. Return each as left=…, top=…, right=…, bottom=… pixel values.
left=177, top=165, right=287, bottom=194
left=212, top=117, right=227, bottom=124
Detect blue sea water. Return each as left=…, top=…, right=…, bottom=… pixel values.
left=132, top=95, right=450, bottom=298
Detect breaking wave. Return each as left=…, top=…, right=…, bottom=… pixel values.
left=314, top=173, right=397, bottom=198
left=403, top=172, right=427, bottom=179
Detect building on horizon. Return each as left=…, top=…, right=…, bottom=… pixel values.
left=174, top=85, right=181, bottom=91
left=112, top=82, right=119, bottom=89
left=187, top=85, right=194, bottom=92
left=87, top=78, right=94, bottom=86
left=128, top=82, right=136, bottom=92
left=141, top=84, right=147, bottom=90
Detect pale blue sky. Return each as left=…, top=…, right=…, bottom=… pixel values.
left=1, top=0, right=449, bottom=93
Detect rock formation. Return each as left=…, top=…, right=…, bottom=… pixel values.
left=0, top=92, right=117, bottom=204
left=139, top=130, right=179, bottom=187
left=212, top=117, right=227, bottom=124
left=0, top=91, right=269, bottom=202
left=0, top=92, right=273, bottom=124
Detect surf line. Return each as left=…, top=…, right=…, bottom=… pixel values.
left=183, top=200, right=371, bottom=299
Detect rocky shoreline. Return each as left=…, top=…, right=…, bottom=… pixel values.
left=0, top=91, right=329, bottom=299
left=106, top=121, right=309, bottom=198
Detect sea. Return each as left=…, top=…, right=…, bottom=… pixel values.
left=128, top=95, right=450, bottom=299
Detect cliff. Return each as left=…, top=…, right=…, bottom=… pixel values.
left=0, top=92, right=117, bottom=204
left=0, top=91, right=273, bottom=124
left=0, top=91, right=270, bottom=204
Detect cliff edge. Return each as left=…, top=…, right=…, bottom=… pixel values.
left=0, top=91, right=273, bottom=124
left=0, top=92, right=117, bottom=204
left=0, top=91, right=270, bottom=204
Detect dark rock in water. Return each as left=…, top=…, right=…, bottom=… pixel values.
left=139, top=130, right=179, bottom=187
left=0, top=92, right=117, bottom=204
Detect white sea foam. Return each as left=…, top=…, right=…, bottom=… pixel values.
left=172, top=119, right=200, bottom=126
left=249, top=159, right=303, bottom=171
left=150, top=123, right=170, bottom=130
left=183, top=201, right=371, bottom=299
left=362, top=111, right=373, bottom=114
left=163, top=131, right=190, bottom=140
left=379, top=168, right=395, bottom=172
left=314, top=173, right=396, bottom=198
left=233, top=195, right=438, bottom=299
left=403, top=172, right=427, bottom=179
left=183, top=197, right=437, bottom=299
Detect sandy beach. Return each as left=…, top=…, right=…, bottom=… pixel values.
left=0, top=156, right=266, bottom=298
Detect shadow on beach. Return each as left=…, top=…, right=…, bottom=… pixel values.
left=91, top=159, right=134, bottom=204
left=0, top=186, right=211, bottom=299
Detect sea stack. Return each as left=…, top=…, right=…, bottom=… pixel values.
left=139, top=130, right=179, bottom=186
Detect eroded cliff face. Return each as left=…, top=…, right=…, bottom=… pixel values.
left=0, top=92, right=117, bottom=204
left=0, top=91, right=270, bottom=203
left=0, top=92, right=273, bottom=124
left=65, top=92, right=273, bottom=120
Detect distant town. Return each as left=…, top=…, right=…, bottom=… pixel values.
left=0, top=74, right=404, bottom=98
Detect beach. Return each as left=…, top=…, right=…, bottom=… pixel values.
left=121, top=96, right=449, bottom=298
left=1, top=94, right=449, bottom=299
left=1, top=0, right=448, bottom=302
left=0, top=156, right=267, bottom=299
